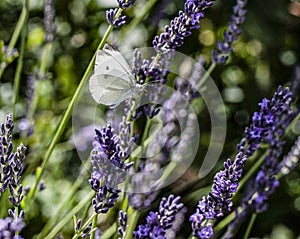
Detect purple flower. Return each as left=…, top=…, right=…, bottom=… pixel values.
left=153, top=0, right=215, bottom=52
left=190, top=153, right=247, bottom=238
left=212, top=0, right=247, bottom=64
left=0, top=114, right=27, bottom=207
left=0, top=217, right=24, bottom=239
left=133, top=195, right=184, bottom=239
left=0, top=114, right=14, bottom=193
left=118, top=211, right=127, bottom=239
left=92, top=185, right=120, bottom=214
left=130, top=49, right=171, bottom=118
left=190, top=86, right=295, bottom=238
left=117, top=0, right=136, bottom=9
left=223, top=86, right=296, bottom=238
left=106, top=8, right=126, bottom=27
left=75, top=218, right=92, bottom=238
left=89, top=121, right=134, bottom=213
left=243, top=87, right=295, bottom=214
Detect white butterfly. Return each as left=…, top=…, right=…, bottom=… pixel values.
left=89, top=44, right=143, bottom=106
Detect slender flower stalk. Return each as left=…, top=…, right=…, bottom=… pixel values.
left=212, top=0, right=247, bottom=64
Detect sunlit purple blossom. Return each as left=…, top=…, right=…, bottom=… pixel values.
left=153, top=0, right=215, bottom=52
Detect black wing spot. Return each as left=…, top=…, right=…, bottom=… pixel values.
left=106, top=66, right=110, bottom=70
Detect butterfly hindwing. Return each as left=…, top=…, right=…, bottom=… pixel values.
left=89, top=74, right=133, bottom=105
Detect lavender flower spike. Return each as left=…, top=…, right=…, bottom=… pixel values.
left=153, top=0, right=216, bottom=52
left=89, top=122, right=134, bottom=214
left=0, top=114, right=14, bottom=193
left=190, top=153, right=247, bottom=239
left=133, top=195, right=184, bottom=238
left=106, top=8, right=126, bottom=27
left=190, top=86, right=295, bottom=238
left=223, top=87, right=296, bottom=238
left=212, top=0, right=247, bottom=64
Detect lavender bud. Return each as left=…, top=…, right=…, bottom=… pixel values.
left=106, top=8, right=126, bottom=27
left=117, top=0, right=136, bottom=9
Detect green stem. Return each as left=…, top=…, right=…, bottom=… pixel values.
left=90, top=213, right=98, bottom=239
left=40, top=43, right=53, bottom=76
left=141, top=117, right=151, bottom=143
left=214, top=211, right=235, bottom=232
left=243, top=213, right=257, bottom=239
left=7, top=5, right=28, bottom=53
left=44, top=191, right=94, bottom=239
left=28, top=24, right=115, bottom=202
left=124, top=208, right=140, bottom=239
left=196, top=61, right=216, bottom=91
left=102, top=222, right=117, bottom=239
left=285, top=111, right=300, bottom=136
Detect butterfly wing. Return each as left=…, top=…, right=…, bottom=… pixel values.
left=89, top=44, right=137, bottom=106
left=95, top=44, right=135, bottom=85
left=89, top=73, right=133, bottom=106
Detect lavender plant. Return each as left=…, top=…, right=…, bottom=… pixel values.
left=0, top=0, right=299, bottom=239
left=0, top=114, right=26, bottom=238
